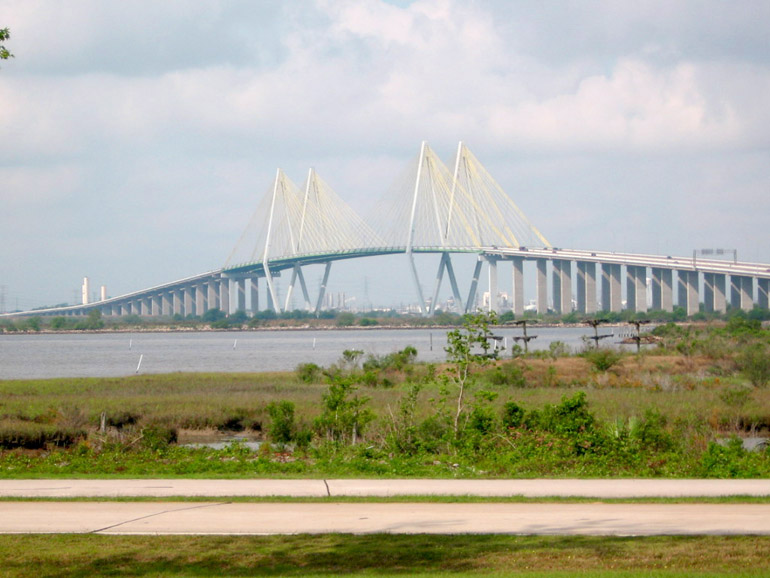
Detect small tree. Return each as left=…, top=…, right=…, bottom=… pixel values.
left=315, top=377, right=374, bottom=444
left=444, top=311, right=498, bottom=435
left=266, top=400, right=295, bottom=444
left=1, top=28, right=13, bottom=61
left=738, top=344, right=770, bottom=388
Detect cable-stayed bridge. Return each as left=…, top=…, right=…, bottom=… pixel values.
left=8, top=142, right=770, bottom=319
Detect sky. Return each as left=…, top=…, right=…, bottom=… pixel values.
left=2, top=0, right=769, bottom=311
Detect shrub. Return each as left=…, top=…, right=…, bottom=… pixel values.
left=296, top=362, right=321, bottom=383
left=487, top=362, right=527, bottom=387
left=536, top=392, right=595, bottom=436
left=266, top=400, right=295, bottom=444
left=584, top=348, right=622, bottom=372
left=737, top=344, right=770, bottom=387
left=632, top=408, right=674, bottom=452
left=141, top=424, right=178, bottom=451
left=501, top=401, right=525, bottom=429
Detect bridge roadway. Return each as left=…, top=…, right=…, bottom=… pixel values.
left=6, top=246, right=770, bottom=319
left=1, top=479, right=770, bottom=535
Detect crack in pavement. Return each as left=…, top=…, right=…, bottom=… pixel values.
left=323, top=480, right=331, bottom=497
left=90, top=502, right=231, bottom=534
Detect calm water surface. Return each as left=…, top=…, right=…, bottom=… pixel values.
left=0, top=326, right=630, bottom=379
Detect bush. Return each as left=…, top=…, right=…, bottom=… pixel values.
left=141, top=424, right=178, bottom=451
left=535, top=392, right=595, bottom=435
left=501, top=401, right=525, bottom=429
left=584, top=348, right=622, bottom=372
left=296, top=362, right=321, bottom=383
left=737, top=344, right=770, bottom=387
left=487, top=362, right=527, bottom=387
left=632, top=408, right=674, bottom=452
left=267, top=401, right=295, bottom=444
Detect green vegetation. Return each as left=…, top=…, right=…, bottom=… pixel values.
left=1, top=534, right=770, bottom=577
left=1, top=314, right=770, bottom=478
left=0, top=27, right=12, bottom=61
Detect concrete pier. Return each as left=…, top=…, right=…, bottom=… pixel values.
left=602, top=263, right=622, bottom=313
left=487, top=257, right=499, bottom=313
left=759, top=278, right=769, bottom=310
left=576, top=261, right=597, bottom=314
left=552, top=259, right=572, bottom=314
left=678, top=270, right=699, bottom=316
left=536, top=259, right=548, bottom=314
left=511, top=257, right=524, bottom=315
left=626, top=265, right=647, bottom=313
left=220, top=278, right=230, bottom=314
left=704, top=273, right=727, bottom=314
left=250, top=278, right=259, bottom=313
left=651, top=268, right=673, bottom=312
left=207, top=280, right=219, bottom=312
left=236, top=279, right=246, bottom=311
left=731, top=275, right=753, bottom=312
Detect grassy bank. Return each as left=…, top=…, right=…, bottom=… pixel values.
left=2, top=534, right=770, bottom=577
left=1, top=317, right=769, bottom=478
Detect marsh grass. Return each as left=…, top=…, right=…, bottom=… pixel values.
left=1, top=534, right=769, bottom=577
left=2, top=327, right=770, bottom=477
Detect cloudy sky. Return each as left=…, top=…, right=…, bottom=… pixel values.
left=2, top=0, right=769, bottom=311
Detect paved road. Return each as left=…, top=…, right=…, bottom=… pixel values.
left=1, top=478, right=769, bottom=498
left=2, top=501, right=770, bottom=535
left=2, top=479, right=769, bottom=536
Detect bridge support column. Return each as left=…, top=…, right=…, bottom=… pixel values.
left=552, top=259, right=572, bottom=314
left=220, top=278, right=231, bottom=315
left=678, top=270, right=699, bottom=317
left=162, top=292, right=173, bottom=317
left=250, top=278, right=259, bottom=313
left=652, top=268, right=673, bottom=312
left=626, top=266, right=647, bottom=313
left=465, top=258, right=484, bottom=313
left=314, top=263, right=332, bottom=314
left=703, top=273, right=727, bottom=314
left=285, top=265, right=311, bottom=312
left=487, top=257, right=499, bottom=313
left=758, top=278, right=769, bottom=310
left=236, top=279, right=246, bottom=312
left=207, top=280, right=219, bottom=312
left=731, top=275, right=753, bottom=312
left=577, top=261, right=597, bottom=315
left=511, top=257, right=524, bottom=315
left=141, top=297, right=151, bottom=317
left=151, top=295, right=162, bottom=317
left=430, top=253, right=463, bottom=315
left=195, top=284, right=206, bottom=316
left=536, top=259, right=548, bottom=314
left=172, top=289, right=182, bottom=317
left=601, top=263, right=622, bottom=313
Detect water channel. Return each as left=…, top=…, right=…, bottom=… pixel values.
left=0, top=326, right=638, bottom=380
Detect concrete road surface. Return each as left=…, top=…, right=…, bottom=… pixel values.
left=2, top=502, right=770, bottom=535
left=1, top=478, right=769, bottom=498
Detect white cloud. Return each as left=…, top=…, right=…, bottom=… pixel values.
left=1, top=0, right=770, bottom=308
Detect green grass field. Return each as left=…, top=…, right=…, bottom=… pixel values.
left=2, top=534, right=770, bottom=577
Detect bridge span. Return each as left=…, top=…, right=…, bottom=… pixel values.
left=9, top=246, right=770, bottom=320
left=5, top=142, right=770, bottom=320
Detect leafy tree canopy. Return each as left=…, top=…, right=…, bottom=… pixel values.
left=1, top=28, right=13, bottom=60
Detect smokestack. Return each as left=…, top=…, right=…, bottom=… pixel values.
left=100, top=285, right=107, bottom=301
left=82, top=277, right=90, bottom=305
